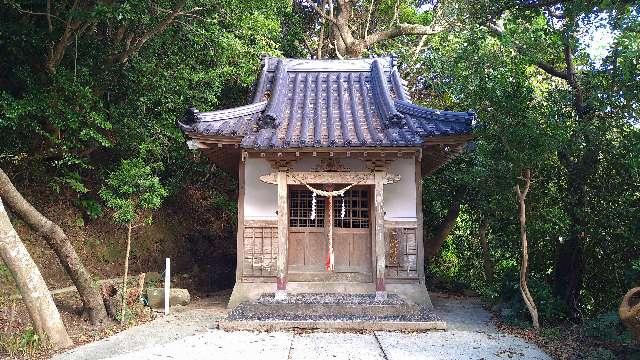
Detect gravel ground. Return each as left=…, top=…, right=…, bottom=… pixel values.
left=52, top=292, right=551, bottom=360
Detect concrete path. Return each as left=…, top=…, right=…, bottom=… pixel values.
left=53, top=292, right=551, bottom=360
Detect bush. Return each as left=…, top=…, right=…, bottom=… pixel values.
left=496, top=270, right=568, bottom=326
left=586, top=348, right=617, bottom=360
left=541, top=326, right=563, bottom=341
left=624, top=259, right=640, bottom=289
left=583, top=311, right=634, bottom=344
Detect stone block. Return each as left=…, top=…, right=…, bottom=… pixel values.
left=146, top=288, right=190, bottom=309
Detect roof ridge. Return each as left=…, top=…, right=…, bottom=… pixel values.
left=178, top=56, right=474, bottom=150
left=197, top=101, right=267, bottom=122
left=370, top=59, right=405, bottom=128
left=251, top=57, right=270, bottom=103
left=262, top=56, right=394, bottom=72
left=259, top=59, right=289, bottom=129
left=394, top=100, right=475, bottom=125
left=390, top=68, right=410, bottom=102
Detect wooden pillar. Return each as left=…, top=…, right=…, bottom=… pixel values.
left=415, top=155, right=426, bottom=284
left=275, top=168, right=289, bottom=300
left=236, top=161, right=245, bottom=283
left=374, top=170, right=386, bottom=299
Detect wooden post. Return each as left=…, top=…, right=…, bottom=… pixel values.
left=164, top=258, right=170, bottom=315
left=275, top=168, right=289, bottom=300
left=415, top=155, right=425, bottom=284
left=236, top=161, right=245, bottom=282
left=374, top=170, right=386, bottom=300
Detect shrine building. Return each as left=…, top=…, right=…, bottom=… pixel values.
left=177, top=56, right=474, bottom=308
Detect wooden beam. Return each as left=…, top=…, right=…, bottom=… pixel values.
left=374, top=170, right=386, bottom=299
left=259, top=171, right=401, bottom=185
left=422, top=134, right=474, bottom=145
left=245, top=148, right=420, bottom=161
left=275, top=169, right=289, bottom=300
left=421, top=143, right=465, bottom=176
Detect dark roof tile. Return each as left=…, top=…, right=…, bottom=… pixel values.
left=179, top=57, right=473, bottom=149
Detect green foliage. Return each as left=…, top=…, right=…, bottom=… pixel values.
left=496, top=271, right=568, bottom=326
left=77, top=198, right=104, bottom=220
left=100, top=158, right=167, bottom=224
left=0, top=0, right=287, bottom=208
left=624, top=259, right=640, bottom=288
left=0, top=327, right=43, bottom=358
left=586, top=348, right=617, bottom=360
left=413, top=1, right=640, bottom=331
left=540, top=326, right=563, bottom=341
left=583, top=311, right=635, bottom=345
left=0, top=262, right=10, bottom=282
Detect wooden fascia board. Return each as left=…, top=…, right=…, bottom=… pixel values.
left=245, top=147, right=421, bottom=161
left=259, top=171, right=401, bottom=185
left=421, top=134, right=474, bottom=145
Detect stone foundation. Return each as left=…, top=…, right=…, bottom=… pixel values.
left=228, top=281, right=433, bottom=309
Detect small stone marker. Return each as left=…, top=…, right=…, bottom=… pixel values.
left=147, top=288, right=191, bottom=309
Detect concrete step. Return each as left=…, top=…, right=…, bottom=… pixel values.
left=221, top=293, right=446, bottom=332
left=231, top=302, right=423, bottom=318
left=219, top=319, right=447, bottom=332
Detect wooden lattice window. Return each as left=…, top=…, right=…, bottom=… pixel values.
left=333, top=188, right=370, bottom=229
left=385, top=227, right=418, bottom=279
left=289, top=189, right=325, bottom=227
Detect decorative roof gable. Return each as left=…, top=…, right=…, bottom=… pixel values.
left=178, top=56, right=474, bottom=149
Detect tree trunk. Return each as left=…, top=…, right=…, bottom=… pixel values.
left=0, top=168, right=109, bottom=325
left=120, top=221, right=133, bottom=324
left=424, top=188, right=465, bottom=260
left=553, top=157, right=590, bottom=318
left=532, top=40, right=595, bottom=318
left=515, top=169, right=540, bottom=331
left=478, top=218, right=493, bottom=282
left=0, top=198, right=73, bottom=349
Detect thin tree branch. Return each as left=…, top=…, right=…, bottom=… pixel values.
left=9, top=2, right=64, bottom=23
left=111, top=1, right=187, bottom=64
left=413, top=35, right=428, bottom=60
left=364, top=23, right=443, bottom=47
left=517, top=0, right=563, bottom=9
left=392, top=0, right=400, bottom=26
left=486, top=21, right=571, bottom=83
left=364, top=0, right=374, bottom=39
left=310, top=2, right=339, bottom=26
left=46, top=0, right=53, bottom=32
left=536, top=61, right=569, bottom=80
left=317, top=0, right=327, bottom=58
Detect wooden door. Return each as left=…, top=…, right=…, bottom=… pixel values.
left=288, top=188, right=326, bottom=274
left=333, top=187, right=372, bottom=278
left=287, top=186, right=372, bottom=282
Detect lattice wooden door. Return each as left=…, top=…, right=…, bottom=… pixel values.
left=287, top=186, right=372, bottom=282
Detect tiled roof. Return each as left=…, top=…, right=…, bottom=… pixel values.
left=178, top=57, right=474, bottom=149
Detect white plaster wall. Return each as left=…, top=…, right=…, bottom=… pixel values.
left=384, top=157, right=416, bottom=221
left=242, top=156, right=417, bottom=221
left=244, top=157, right=277, bottom=220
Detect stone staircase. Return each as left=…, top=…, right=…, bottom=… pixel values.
left=219, top=293, right=446, bottom=331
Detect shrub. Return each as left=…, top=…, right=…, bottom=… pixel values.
left=583, top=311, right=634, bottom=344
left=586, top=348, right=617, bottom=360
left=496, top=270, right=568, bottom=326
